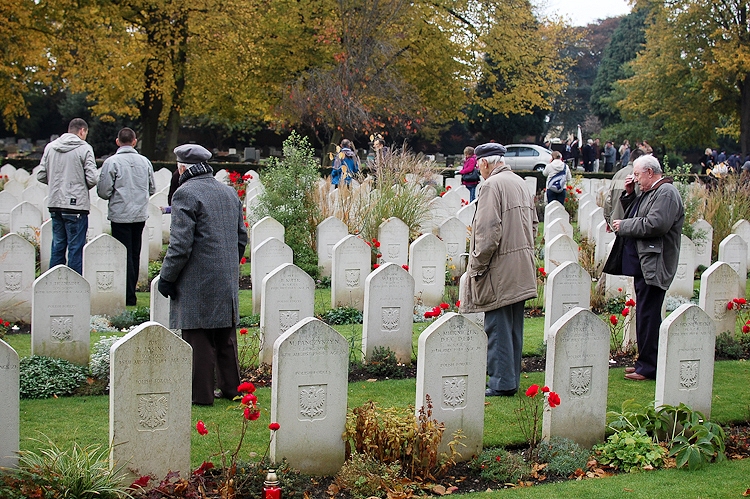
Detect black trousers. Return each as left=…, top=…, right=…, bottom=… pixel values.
left=110, top=221, right=145, bottom=306
left=633, top=276, right=667, bottom=379
left=182, top=327, right=241, bottom=405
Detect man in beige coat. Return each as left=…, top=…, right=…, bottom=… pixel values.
left=459, top=143, right=538, bottom=396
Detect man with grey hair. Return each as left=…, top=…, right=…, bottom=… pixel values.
left=459, top=143, right=538, bottom=396
left=158, top=143, right=248, bottom=405
left=608, top=154, right=684, bottom=381
left=37, top=118, right=98, bottom=275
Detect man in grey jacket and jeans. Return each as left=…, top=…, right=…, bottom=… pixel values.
left=97, top=128, right=156, bottom=306
left=37, top=118, right=98, bottom=275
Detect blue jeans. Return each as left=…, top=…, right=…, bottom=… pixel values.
left=50, top=211, right=88, bottom=275
left=465, top=184, right=477, bottom=202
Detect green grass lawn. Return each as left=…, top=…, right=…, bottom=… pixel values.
left=6, top=284, right=750, bottom=497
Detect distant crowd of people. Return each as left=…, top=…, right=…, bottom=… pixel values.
left=552, top=138, right=654, bottom=174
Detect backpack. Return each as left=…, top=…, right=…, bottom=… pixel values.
left=547, top=166, right=567, bottom=193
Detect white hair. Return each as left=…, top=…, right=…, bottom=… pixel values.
left=633, top=154, right=663, bottom=174
left=483, top=155, right=506, bottom=168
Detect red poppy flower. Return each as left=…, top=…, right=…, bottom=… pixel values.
left=376, top=253, right=382, bottom=258
left=402, top=264, right=409, bottom=271
left=525, top=384, right=539, bottom=397
left=622, top=307, right=629, bottom=317
left=548, top=392, right=561, bottom=408
left=244, top=222, right=249, bottom=227
left=618, top=287, right=623, bottom=292
left=610, top=315, right=618, bottom=325
left=269, top=422, right=281, bottom=431
left=375, top=241, right=381, bottom=248
left=240, top=257, right=247, bottom=265
left=440, top=302, right=450, bottom=309
left=244, top=407, right=260, bottom=420
left=193, top=461, right=214, bottom=476
left=727, top=301, right=734, bottom=310
left=237, top=382, right=256, bottom=394
left=565, top=198, right=569, bottom=202
left=373, top=263, right=380, bottom=269
left=743, top=325, right=750, bottom=333
left=242, top=393, right=257, bottom=405
left=424, top=311, right=434, bottom=318
left=239, top=328, right=248, bottom=335
left=2, top=321, right=8, bottom=327
left=625, top=298, right=636, bottom=307
left=196, top=420, right=208, bottom=435
left=740, top=298, right=747, bottom=305
left=446, top=185, right=452, bottom=190
left=455, top=300, right=460, bottom=307
left=541, top=386, right=550, bottom=393
left=575, top=188, right=582, bottom=194
left=237, top=189, right=245, bottom=197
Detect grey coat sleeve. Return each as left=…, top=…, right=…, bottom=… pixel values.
left=159, top=189, right=196, bottom=282
left=97, top=162, right=115, bottom=200
left=83, top=146, right=98, bottom=188
left=617, top=188, right=681, bottom=238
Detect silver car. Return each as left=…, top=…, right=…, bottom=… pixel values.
left=503, top=144, right=553, bottom=171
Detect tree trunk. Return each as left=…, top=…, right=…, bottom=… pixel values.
left=165, top=13, right=189, bottom=159
left=741, top=73, right=750, bottom=159
left=139, top=61, right=164, bottom=160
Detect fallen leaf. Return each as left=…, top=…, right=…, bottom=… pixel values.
left=742, top=488, right=750, bottom=496
left=623, top=488, right=633, bottom=493
left=446, top=486, right=458, bottom=494
left=431, top=485, right=446, bottom=495
left=485, top=488, right=493, bottom=493
left=303, top=492, right=311, bottom=499
left=327, top=483, right=340, bottom=495
left=367, top=378, right=377, bottom=382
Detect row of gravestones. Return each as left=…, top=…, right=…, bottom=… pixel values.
left=0, top=297, right=716, bottom=479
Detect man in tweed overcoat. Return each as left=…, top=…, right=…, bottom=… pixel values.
left=159, top=143, right=248, bottom=405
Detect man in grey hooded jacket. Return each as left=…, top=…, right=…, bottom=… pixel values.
left=37, top=118, right=98, bottom=274
left=97, top=127, right=156, bottom=305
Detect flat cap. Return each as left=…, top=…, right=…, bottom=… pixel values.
left=174, top=143, right=212, bottom=164
left=474, top=143, right=507, bottom=159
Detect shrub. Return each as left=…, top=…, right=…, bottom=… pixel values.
left=343, top=396, right=461, bottom=480
left=594, top=429, right=666, bottom=472
left=715, top=331, right=745, bottom=359
left=238, top=314, right=260, bottom=328
left=321, top=306, right=362, bottom=325
left=12, top=437, right=132, bottom=499
left=109, top=306, right=150, bottom=330
left=364, top=346, right=406, bottom=379
left=537, top=437, right=591, bottom=476
left=470, top=448, right=531, bottom=483
left=89, top=336, right=122, bottom=382
left=255, top=131, right=322, bottom=280
left=19, top=356, right=89, bottom=399
left=148, top=260, right=162, bottom=282
left=334, top=453, right=409, bottom=499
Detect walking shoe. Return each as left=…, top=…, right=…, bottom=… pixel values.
left=625, top=367, right=636, bottom=373
left=624, top=372, right=648, bottom=381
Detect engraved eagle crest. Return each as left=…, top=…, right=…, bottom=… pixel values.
left=97, top=271, right=114, bottom=291
left=680, top=360, right=699, bottom=390
left=442, top=376, right=467, bottom=409
left=345, top=269, right=360, bottom=288
left=279, top=310, right=299, bottom=332
left=4, top=271, right=22, bottom=292
left=50, top=316, right=73, bottom=341
left=388, top=243, right=400, bottom=260
left=714, top=300, right=728, bottom=321
left=422, top=266, right=436, bottom=284
left=299, top=385, right=326, bottom=420
left=381, top=307, right=399, bottom=331
left=569, top=367, right=592, bottom=397
left=138, top=394, right=169, bottom=430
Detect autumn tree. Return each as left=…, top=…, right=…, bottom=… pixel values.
left=617, top=0, right=750, bottom=155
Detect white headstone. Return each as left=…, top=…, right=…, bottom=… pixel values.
left=153, top=168, right=173, bottom=192
left=138, top=224, right=149, bottom=286
left=316, top=217, right=349, bottom=278
left=692, top=219, right=713, bottom=270
left=10, top=201, right=42, bottom=243
left=252, top=216, right=285, bottom=253
left=331, top=235, right=371, bottom=310
left=698, top=262, right=739, bottom=337
left=577, top=201, right=596, bottom=239
left=0, top=191, right=19, bottom=230
left=439, top=217, right=468, bottom=278
left=0, top=233, right=34, bottom=323
left=544, top=233, right=579, bottom=275
left=378, top=217, right=409, bottom=267
left=731, top=219, right=750, bottom=265
left=145, top=203, right=162, bottom=259
left=667, top=235, right=695, bottom=299
left=544, top=218, right=574, bottom=242
left=587, top=207, right=605, bottom=242
left=3, top=180, right=24, bottom=200
left=0, top=339, right=19, bottom=468
left=415, top=312, right=487, bottom=460
left=150, top=191, right=170, bottom=243
left=270, top=317, right=348, bottom=474
left=423, top=196, right=451, bottom=233
left=149, top=275, right=171, bottom=329
left=655, top=304, right=716, bottom=418
left=456, top=202, right=476, bottom=232
left=544, top=261, right=591, bottom=342
left=260, top=263, right=315, bottom=365
left=31, top=265, right=91, bottom=365
left=542, top=308, right=609, bottom=448
left=441, top=188, right=464, bottom=215
left=363, top=263, right=415, bottom=363
left=593, top=221, right=615, bottom=270
left=544, top=201, right=566, bottom=224
left=251, top=237, right=293, bottom=314
left=718, top=234, right=747, bottom=298
left=525, top=176, right=537, bottom=198
left=109, top=322, right=192, bottom=482
left=409, top=233, right=447, bottom=307
left=83, top=234, right=127, bottom=316
left=39, top=219, right=52, bottom=273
